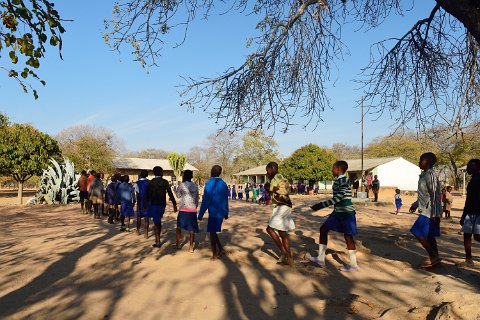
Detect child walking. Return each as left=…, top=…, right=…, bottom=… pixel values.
left=309, top=161, right=359, bottom=271
left=116, top=175, right=136, bottom=231
left=134, top=170, right=150, bottom=237
left=175, top=170, right=199, bottom=253
left=105, top=175, right=118, bottom=224
left=198, top=165, right=229, bottom=260
left=89, top=172, right=105, bottom=219
left=409, top=152, right=442, bottom=268
left=457, top=159, right=480, bottom=268
left=394, top=189, right=403, bottom=215
left=146, top=166, right=177, bottom=248
left=265, top=162, right=295, bottom=265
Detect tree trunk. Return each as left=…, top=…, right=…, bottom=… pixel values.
left=17, top=181, right=24, bottom=205
left=437, top=0, right=480, bottom=44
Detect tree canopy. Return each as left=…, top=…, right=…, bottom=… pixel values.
left=0, top=0, right=66, bottom=98
left=281, top=144, right=335, bottom=184
left=104, top=0, right=480, bottom=135
left=55, top=125, right=124, bottom=173
left=233, top=130, right=279, bottom=171
left=0, top=121, right=61, bottom=203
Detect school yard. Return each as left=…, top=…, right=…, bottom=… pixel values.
left=1, top=193, right=479, bottom=320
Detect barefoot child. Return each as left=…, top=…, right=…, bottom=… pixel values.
left=394, top=189, right=403, bottom=215
left=265, top=162, right=295, bottom=265
left=198, top=165, right=229, bottom=260
left=309, top=161, right=359, bottom=271
left=409, top=152, right=442, bottom=268
left=134, top=170, right=150, bottom=237
left=146, top=166, right=177, bottom=248
left=457, top=159, right=480, bottom=268
left=116, top=175, right=136, bottom=231
left=175, top=170, right=199, bottom=252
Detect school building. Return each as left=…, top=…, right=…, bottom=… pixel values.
left=345, top=157, right=421, bottom=191
left=112, top=157, right=198, bottom=182
left=233, top=165, right=268, bottom=184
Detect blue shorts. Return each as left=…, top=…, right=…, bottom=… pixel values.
left=177, top=211, right=199, bottom=233
left=395, top=199, right=403, bottom=210
left=80, top=191, right=88, bottom=201
left=148, top=205, right=166, bottom=224
left=410, top=214, right=440, bottom=238
left=121, top=202, right=135, bottom=217
left=323, top=214, right=358, bottom=235
left=136, top=208, right=148, bottom=218
left=207, top=217, right=224, bottom=233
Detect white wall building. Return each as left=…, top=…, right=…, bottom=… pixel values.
left=346, top=157, right=421, bottom=191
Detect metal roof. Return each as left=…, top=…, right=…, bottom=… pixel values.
left=344, top=157, right=404, bottom=172
left=112, top=157, right=198, bottom=171
left=233, top=165, right=267, bottom=176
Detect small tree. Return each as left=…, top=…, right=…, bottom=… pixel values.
left=281, top=144, right=336, bottom=189
left=0, top=123, right=61, bottom=204
left=168, top=152, right=187, bottom=181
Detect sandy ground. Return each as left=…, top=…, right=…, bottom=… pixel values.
left=1, top=194, right=479, bottom=320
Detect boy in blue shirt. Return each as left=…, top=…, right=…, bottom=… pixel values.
left=309, top=161, right=359, bottom=271
left=198, top=165, right=229, bottom=260
left=134, top=170, right=150, bottom=238
left=116, top=175, right=136, bottom=232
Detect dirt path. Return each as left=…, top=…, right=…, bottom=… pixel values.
left=0, top=195, right=479, bottom=319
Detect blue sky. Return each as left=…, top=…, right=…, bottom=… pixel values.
left=0, top=0, right=435, bottom=157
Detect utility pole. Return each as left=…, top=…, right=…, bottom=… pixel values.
left=361, top=96, right=364, bottom=192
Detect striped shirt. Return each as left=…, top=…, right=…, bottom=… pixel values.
left=411, top=168, right=442, bottom=218
left=311, top=175, right=355, bottom=218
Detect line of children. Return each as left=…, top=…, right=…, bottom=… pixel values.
left=309, top=161, right=359, bottom=271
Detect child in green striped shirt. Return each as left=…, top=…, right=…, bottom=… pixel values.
left=308, top=161, right=359, bottom=271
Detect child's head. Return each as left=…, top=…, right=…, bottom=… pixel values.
left=81, top=170, right=87, bottom=175
left=211, top=165, right=222, bottom=177
left=183, top=169, right=193, bottom=182
left=467, top=159, right=480, bottom=175
left=441, top=187, right=446, bottom=193
left=153, top=166, right=163, bottom=177
left=111, top=175, right=117, bottom=182
left=419, top=152, right=437, bottom=170
left=374, top=175, right=378, bottom=179
left=446, top=186, right=452, bottom=192
left=332, top=161, right=348, bottom=177
left=95, top=172, right=101, bottom=179
left=395, top=188, right=400, bottom=194
left=89, top=170, right=96, bottom=176
left=266, top=162, right=278, bottom=179
left=123, top=175, right=130, bottom=183
left=139, top=170, right=148, bottom=179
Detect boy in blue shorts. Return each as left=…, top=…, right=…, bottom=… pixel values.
left=134, top=170, right=150, bottom=238
left=309, top=161, right=359, bottom=271
left=116, top=175, right=136, bottom=232
left=198, top=165, right=229, bottom=260
left=146, top=166, right=177, bottom=248
left=409, top=152, right=442, bottom=268
left=105, top=175, right=118, bottom=224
